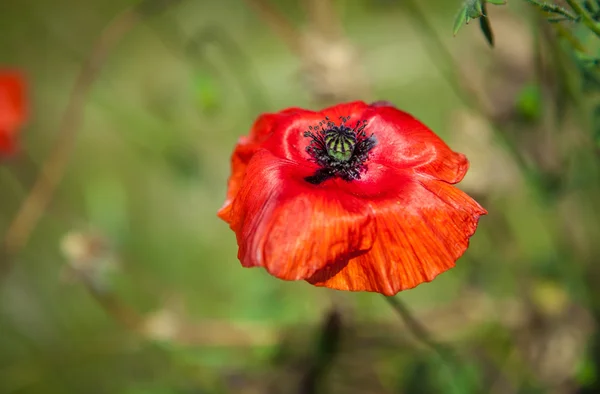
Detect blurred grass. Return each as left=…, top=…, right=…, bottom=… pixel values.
left=2, top=0, right=600, bottom=393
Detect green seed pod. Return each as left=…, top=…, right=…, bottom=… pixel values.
left=325, top=129, right=356, bottom=162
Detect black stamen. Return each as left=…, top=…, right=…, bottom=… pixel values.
left=302, top=116, right=377, bottom=185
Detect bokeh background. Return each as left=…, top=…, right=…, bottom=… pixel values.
left=2, top=0, right=600, bottom=393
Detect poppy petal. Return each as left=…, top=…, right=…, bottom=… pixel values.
left=257, top=102, right=468, bottom=186
left=229, top=149, right=376, bottom=281
left=260, top=101, right=370, bottom=164
left=218, top=101, right=487, bottom=295
left=307, top=176, right=487, bottom=295
left=218, top=108, right=306, bottom=222
left=0, top=71, right=26, bottom=131
left=0, top=130, right=15, bottom=155
left=0, top=71, right=26, bottom=156
left=363, top=104, right=469, bottom=184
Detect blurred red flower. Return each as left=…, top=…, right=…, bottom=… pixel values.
left=0, top=70, right=27, bottom=157
left=218, top=101, right=487, bottom=295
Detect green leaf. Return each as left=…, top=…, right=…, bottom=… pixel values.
left=479, top=17, right=494, bottom=46
left=453, top=0, right=506, bottom=36
left=453, top=6, right=468, bottom=36
left=466, top=0, right=484, bottom=19
left=453, top=0, right=483, bottom=37
left=479, top=3, right=495, bottom=46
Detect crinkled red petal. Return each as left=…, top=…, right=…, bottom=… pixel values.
left=306, top=176, right=487, bottom=295
left=217, top=108, right=307, bottom=222
left=218, top=101, right=487, bottom=295
left=363, top=103, right=469, bottom=183
left=260, top=102, right=369, bottom=164
left=259, top=101, right=469, bottom=185
left=229, top=150, right=376, bottom=280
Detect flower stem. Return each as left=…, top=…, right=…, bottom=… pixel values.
left=400, top=0, right=471, bottom=106
left=299, top=308, right=342, bottom=394
left=184, top=26, right=268, bottom=112
left=383, top=296, right=453, bottom=362
left=242, top=0, right=302, bottom=54
left=565, top=0, right=600, bottom=38
left=1, top=0, right=182, bottom=269
left=384, top=295, right=477, bottom=392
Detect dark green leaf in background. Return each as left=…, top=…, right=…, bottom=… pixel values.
left=453, top=0, right=506, bottom=45
left=479, top=3, right=495, bottom=46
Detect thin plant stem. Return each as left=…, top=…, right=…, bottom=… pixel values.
left=0, top=0, right=182, bottom=277
left=298, top=308, right=342, bottom=394
left=302, top=0, right=344, bottom=40
left=384, top=296, right=454, bottom=362
left=402, top=0, right=553, bottom=193
left=242, top=0, right=302, bottom=54
left=553, top=22, right=588, bottom=52
left=384, top=295, right=475, bottom=392
left=185, top=26, right=269, bottom=112
left=524, top=0, right=581, bottom=21
left=401, top=0, right=473, bottom=107
left=565, top=0, right=600, bottom=37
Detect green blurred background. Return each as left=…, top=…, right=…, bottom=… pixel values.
left=2, top=0, right=600, bottom=393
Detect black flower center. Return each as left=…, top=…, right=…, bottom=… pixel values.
left=303, top=116, right=377, bottom=185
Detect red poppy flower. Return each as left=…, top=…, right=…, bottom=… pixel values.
left=218, top=101, right=487, bottom=296
left=0, top=70, right=27, bottom=158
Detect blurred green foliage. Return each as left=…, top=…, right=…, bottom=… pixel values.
left=2, top=0, right=600, bottom=393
